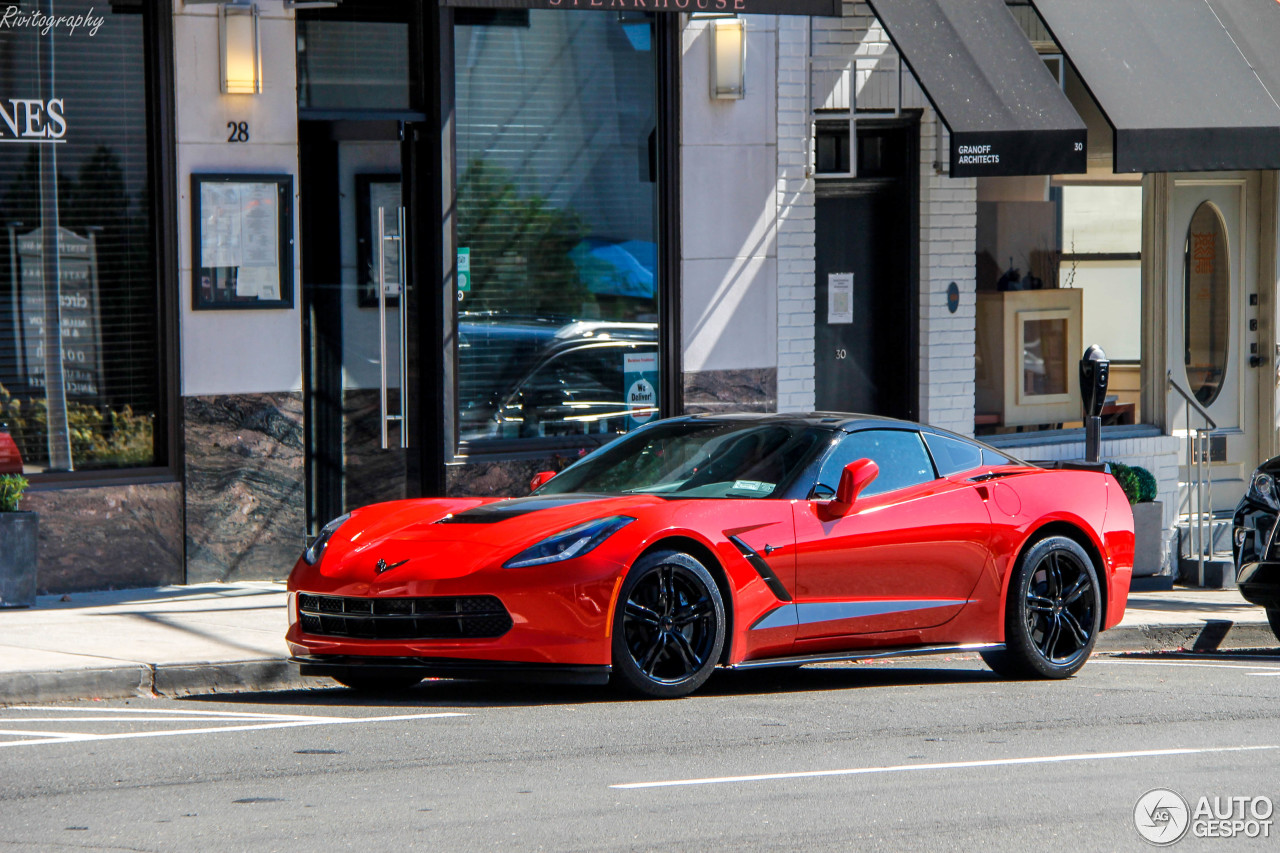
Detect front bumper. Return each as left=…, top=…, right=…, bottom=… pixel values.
left=293, top=655, right=612, bottom=686
left=1233, top=501, right=1280, bottom=607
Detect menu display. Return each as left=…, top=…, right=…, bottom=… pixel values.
left=192, top=174, right=293, bottom=309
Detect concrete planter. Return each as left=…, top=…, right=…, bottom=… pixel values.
left=1131, top=500, right=1165, bottom=577
left=0, top=511, right=37, bottom=608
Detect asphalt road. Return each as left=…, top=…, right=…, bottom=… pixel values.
left=1, top=652, right=1278, bottom=852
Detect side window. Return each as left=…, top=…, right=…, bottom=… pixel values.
left=817, top=430, right=936, bottom=498
left=923, top=432, right=983, bottom=476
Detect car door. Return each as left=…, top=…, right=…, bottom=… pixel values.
left=791, top=428, right=995, bottom=642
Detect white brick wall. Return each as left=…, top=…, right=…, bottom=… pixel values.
left=775, top=15, right=815, bottom=411
left=775, top=4, right=977, bottom=432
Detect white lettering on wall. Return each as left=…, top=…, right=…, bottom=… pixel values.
left=0, top=98, right=67, bottom=143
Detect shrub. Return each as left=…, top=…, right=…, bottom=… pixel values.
left=0, top=474, right=28, bottom=512
left=1107, top=461, right=1157, bottom=504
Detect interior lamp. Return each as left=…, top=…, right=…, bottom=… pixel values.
left=220, top=2, right=261, bottom=95
left=710, top=16, right=746, bottom=100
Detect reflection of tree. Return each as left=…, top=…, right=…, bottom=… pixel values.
left=0, top=144, right=156, bottom=468
left=457, top=159, right=590, bottom=317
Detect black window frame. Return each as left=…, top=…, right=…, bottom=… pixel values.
left=4, top=1, right=178, bottom=489
left=442, top=8, right=682, bottom=464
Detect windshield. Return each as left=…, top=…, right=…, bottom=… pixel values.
left=536, top=421, right=829, bottom=498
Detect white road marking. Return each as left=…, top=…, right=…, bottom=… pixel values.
left=15, top=707, right=324, bottom=720
left=0, top=711, right=468, bottom=749
left=1095, top=660, right=1280, bottom=673
left=0, top=717, right=302, bottom=723
left=611, top=744, right=1280, bottom=790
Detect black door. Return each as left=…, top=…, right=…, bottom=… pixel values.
left=300, top=120, right=422, bottom=531
left=814, top=121, right=918, bottom=419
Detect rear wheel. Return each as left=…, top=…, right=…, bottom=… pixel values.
left=1267, top=607, right=1280, bottom=644
left=982, top=535, right=1101, bottom=679
left=331, top=670, right=423, bottom=693
left=612, top=550, right=725, bottom=698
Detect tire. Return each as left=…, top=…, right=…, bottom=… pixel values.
left=1267, top=607, right=1280, bottom=644
left=331, top=669, right=423, bottom=693
left=611, top=549, right=726, bottom=699
left=982, top=535, right=1101, bottom=680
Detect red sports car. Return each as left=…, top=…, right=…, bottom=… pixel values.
left=287, top=414, right=1134, bottom=698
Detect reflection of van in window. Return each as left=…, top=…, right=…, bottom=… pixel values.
left=457, top=318, right=658, bottom=442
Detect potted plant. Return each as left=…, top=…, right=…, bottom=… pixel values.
left=1109, top=461, right=1164, bottom=577
left=0, top=473, right=37, bottom=608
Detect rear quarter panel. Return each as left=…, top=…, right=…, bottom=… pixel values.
left=982, top=468, right=1133, bottom=637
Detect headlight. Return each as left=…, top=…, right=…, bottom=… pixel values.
left=503, top=515, right=635, bottom=568
left=1249, top=472, right=1279, bottom=510
left=304, top=513, right=350, bottom=565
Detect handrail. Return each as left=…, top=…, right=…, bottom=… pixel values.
left=1166, top=371, right=1216, bottom=429
left=1167, top=370, right=1216, bottom=585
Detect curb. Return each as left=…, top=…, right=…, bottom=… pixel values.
left=0, top=622, right=1275, bottom=706
left=1096, top=621, right=1277, bottom=654
left=0, top=660, right=311, bottom=706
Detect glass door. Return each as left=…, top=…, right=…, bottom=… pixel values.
left=300, top=120, right=418, bottom=531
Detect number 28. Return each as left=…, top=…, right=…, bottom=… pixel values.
left=227, top=121, right=249, bottom=143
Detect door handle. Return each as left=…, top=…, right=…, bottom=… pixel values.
left=377, top=207, right=409, bottom=450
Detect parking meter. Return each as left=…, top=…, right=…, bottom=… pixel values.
left=1079, top=344, right=1110, bottom=419
left=1079, top=345, right=1109, bottom=462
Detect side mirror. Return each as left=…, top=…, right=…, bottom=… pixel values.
left=828, top=458, right=878, bottom=516
left=529, top=470, right=556, bottom=493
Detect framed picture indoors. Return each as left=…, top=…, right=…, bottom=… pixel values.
left=356, top=174, right=403, bottom=307
left=191, top=173, right=294, bottom=310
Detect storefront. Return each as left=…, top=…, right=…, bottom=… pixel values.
left=11, top=0, right=1280, bottom=592
left=0, top=0, right=180, bottom=590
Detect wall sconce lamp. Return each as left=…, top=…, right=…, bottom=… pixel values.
left=219, top=2, right=261, bottom=95
left=710, top=16, right=746, bottom=100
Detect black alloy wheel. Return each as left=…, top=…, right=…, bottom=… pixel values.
left=982, top=535, right=1101, bottom=679
left=612, top=549, right=725, bottom=698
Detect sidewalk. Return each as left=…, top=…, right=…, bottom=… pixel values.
left=0, top=580, right=1275, bottom=705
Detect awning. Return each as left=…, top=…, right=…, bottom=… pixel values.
left=441, top=0, right=843, bottom=15
left=866, top=0, right=1086, bottom=178
left=1205, top=0, right=1280, bottom=104
left=1030, top=0, right=1280, bottom=173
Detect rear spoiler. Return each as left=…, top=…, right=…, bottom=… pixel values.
left=1029, top=459, right=1111, bottom=474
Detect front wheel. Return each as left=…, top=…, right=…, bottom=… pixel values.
left=982, top=535, right=1101, bottom=679
left=1267, top=607, right=1280, bottom=644
left=612, top=550, right=725, bottom=698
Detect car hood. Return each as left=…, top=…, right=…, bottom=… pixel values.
left=311, top=493, right=665, bottom=582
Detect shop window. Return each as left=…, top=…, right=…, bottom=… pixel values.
left=454, top=10, right=661, bottom=448
left=0, top=1, right=164, bottom=475
left=297, top=18, right=411, bottom=111
left=976, top=181, right=1143, bottom=434
left=1183, top=201, right=1229, bottom=406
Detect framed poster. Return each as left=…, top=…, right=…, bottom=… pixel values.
left=356, top=174, right=403, bottom=307
left=191, top=173, right=293, bottom=310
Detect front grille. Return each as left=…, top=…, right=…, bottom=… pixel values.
left=297, top=593, right=513, bottom=640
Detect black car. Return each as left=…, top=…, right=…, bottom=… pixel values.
left=1231, top=456, right=1280, bottom=641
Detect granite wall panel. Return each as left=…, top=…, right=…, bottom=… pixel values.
left=683, top=367, right=777, bottom=415
left=184, top=393, right=306, bottom=583
left=22, top=481, right=183, bottom=594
